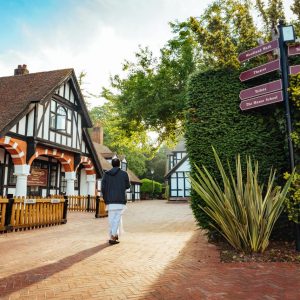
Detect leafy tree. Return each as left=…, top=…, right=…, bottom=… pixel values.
left=255, top=0, right=285, bottom=37
left=142, top=144, right=168, bottom=183
left=190, top=0, right=259, bottom=70
left=102, top=22, right=200, bottom=142
left=89, top=104, right=151, bottom=177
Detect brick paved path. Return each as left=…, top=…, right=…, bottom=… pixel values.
left=0, top=200, right=300, bottom=300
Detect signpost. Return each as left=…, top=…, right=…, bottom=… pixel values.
left=239, top=59, right=280, bottom=82
left=27, top=168, right=48, bottom=186
left=238, top=21, right=300, bottom=251
left=240, top=91, right=283, bottom=111
left=239, top=79, right=282, bottom=101
left=288, top=44, right=300, bottom=56
left=238, top=40, right=278, bottom=62
left=290, top=65, right=300, bottom=75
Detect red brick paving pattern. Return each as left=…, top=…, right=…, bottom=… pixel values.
left=0, top=200, right=299, bottom=299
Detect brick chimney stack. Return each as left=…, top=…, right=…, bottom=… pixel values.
left=92, top=126, right=104, bottom=145
left=14, top=64, right=29, bottom=76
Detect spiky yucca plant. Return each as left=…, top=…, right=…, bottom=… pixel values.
left=190, top=148, right=293, bottom=253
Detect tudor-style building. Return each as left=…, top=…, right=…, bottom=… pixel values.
left=0, top=65, right=102, bottom=197
left=164, top=139, right=191, bottom=201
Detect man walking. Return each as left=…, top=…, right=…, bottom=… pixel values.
left=101, top=158, right=130, bottom=245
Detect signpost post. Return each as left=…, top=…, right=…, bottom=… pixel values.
left=238, top=21, right=300, bottom=251
left=278, top=20, right=295, bottom=173
left=278, top=21, right=300, bottom=252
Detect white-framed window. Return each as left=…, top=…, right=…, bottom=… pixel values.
left=50, top=100, right=72, bottom=135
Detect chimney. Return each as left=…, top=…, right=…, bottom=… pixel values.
left=14, top=64, right=29, bottom=76
left=92, top=126, right=104, bottom=145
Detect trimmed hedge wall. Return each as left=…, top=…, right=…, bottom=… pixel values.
left=185, top=69, right=288, bottom=230
left=140, top=178, right=162, bottom=199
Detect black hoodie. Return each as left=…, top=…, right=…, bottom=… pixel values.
left=101, top=167, right=130, bottom=205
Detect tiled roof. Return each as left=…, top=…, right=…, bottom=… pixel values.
left=92, top=142, right=114, bottom=158
left=93, top=142, right=141, bottom=183
left=0, top=69, right=73, bottom=135
left=127, top=169, right=141, bottom=183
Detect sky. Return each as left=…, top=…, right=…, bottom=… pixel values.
left=0, top=0, right=296, bottom=107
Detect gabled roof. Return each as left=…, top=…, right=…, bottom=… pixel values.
left=92, top=143, right=114, bottom=158
left=127, top=169, right=141, bottom=183
left=82, top=128, right=103, bottom=178
left=93, top=142, right=141, bottom=183
left=0, top=68, right=92, bottom=136
left=164, top=154, right=189, bottom=179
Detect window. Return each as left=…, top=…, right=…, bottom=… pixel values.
left=50, top=100, right=72, bottom=135
left=56, top=106, right=67, bottom=131
left=74, top=171, right=80, bottom=190
left=60, top=173, right=67, bottom=194
left=8, top=165, right=17, bottom=185
left=50, top=164, right=57, bottom=188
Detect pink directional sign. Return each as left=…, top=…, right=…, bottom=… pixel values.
left=290, top=65, right=300, bottom=75
left=239, top=79, right=282, bottom=101
left=239, top=59, right=280, bottom=82
left=238, top=40, right=278, bottom=62
left=240, top=91, right=283, bottom=111
left=288, top=45, right=300, bottom=56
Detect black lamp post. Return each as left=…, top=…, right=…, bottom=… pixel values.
left=151, top=169, right=154, bottom=200
left=278, top=20, right=300, bottom=251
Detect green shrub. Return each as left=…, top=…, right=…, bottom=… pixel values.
left=140, top=178, right=162, bottom=199
left=190, top=148, right=293, bottom=253
left=185, top=69, right=287, bottom=230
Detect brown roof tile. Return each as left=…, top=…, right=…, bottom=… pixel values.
left=0, top=69, right=73, bottom=135
left=93, top=142, right=141, bottom=183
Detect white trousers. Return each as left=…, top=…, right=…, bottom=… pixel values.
left=108, top=209, right=123, bottom=237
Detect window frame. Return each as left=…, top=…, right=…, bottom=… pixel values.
left=49, top=100, right=72, bottom=136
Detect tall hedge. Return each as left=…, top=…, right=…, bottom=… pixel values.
left=185, top=69, right=288, bottom=230
left=140, top=178, right=162, bottom=199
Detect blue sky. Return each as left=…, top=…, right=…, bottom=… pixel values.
left=0, top=0, right=295, bottom=107
left=1, top=0, right=61, bottom=48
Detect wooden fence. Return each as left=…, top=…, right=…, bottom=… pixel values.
left=67, top=195, right=108, bottom=218
left=0, top=197, right=8, bottom=231
left=0, top=195, right=107, bottom=233
left=0, top=196, right=67, bottom=232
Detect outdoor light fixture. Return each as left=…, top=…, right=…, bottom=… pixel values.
left=121, top=158, right=127, bottom=171
left=150, top=169, right=154, bottom=200
left=281, top=24, right=295, bottom=43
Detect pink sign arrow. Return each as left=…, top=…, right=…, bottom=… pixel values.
left=290, top=65, right=300, bottom=75
left=288, top=45, right=300, bottom=56
left=238, top=40, right=278, bottom=62
left=240, top=91, right=283, bottom=111
left=239, top=80, right=282, bottom=101
left=239, top=59, right=280, bottom=82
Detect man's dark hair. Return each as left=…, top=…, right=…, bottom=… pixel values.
left=112, top=158, right=120, bottom=167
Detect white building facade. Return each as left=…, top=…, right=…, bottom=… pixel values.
left=165, top=140, right=191, bottom=201
left=0, top=65, right=102, bottom=197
